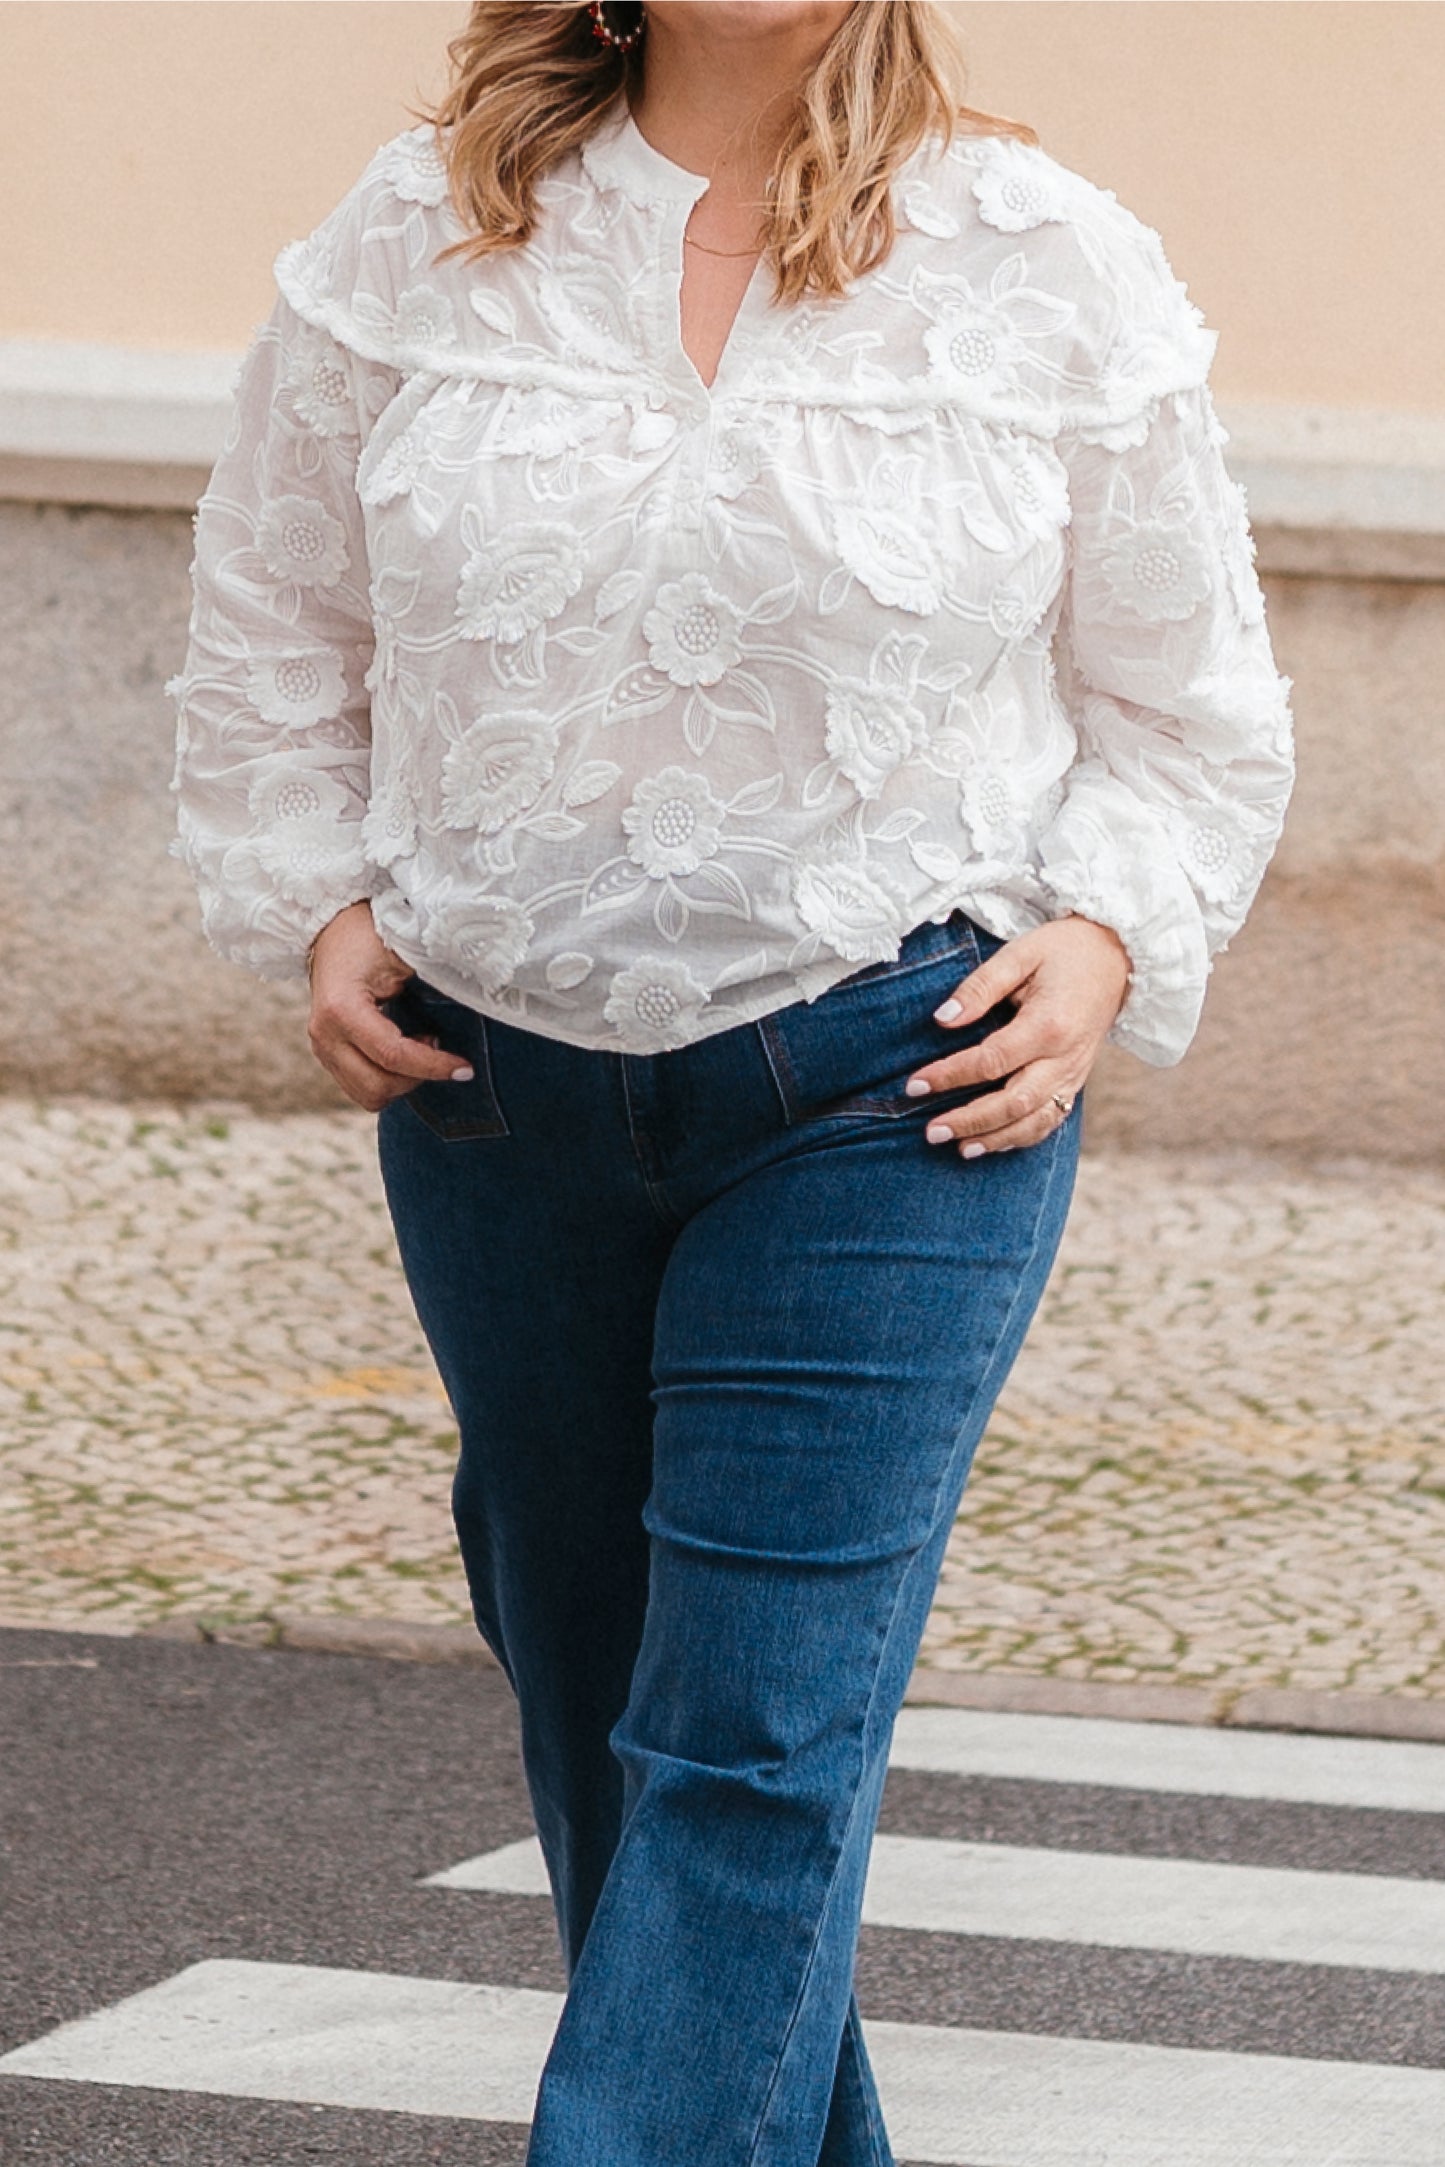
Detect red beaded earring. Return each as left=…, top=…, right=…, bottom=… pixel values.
left=588, top=0, right=646, bottom=52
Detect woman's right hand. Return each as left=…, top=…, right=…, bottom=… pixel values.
left=306, top=901, right=475, bottom=1111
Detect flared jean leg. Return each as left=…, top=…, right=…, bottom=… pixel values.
left=524, top=1105, right=1079, bottom=2167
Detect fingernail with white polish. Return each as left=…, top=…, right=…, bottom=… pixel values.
left=961, top=1142, right=987, bottom=1160
left=925, top=1121, right=953, bottom=1144
left=933, top=999, right=962, bottom=1023
left=451, top=1066, right=475, bottom=1082
left=905, top=1076, right=931, bottom=1097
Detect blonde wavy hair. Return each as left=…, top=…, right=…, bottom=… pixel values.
left=413, top=1, right=1038, bottom=304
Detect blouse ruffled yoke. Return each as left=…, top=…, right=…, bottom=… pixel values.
left=168, top=99, right=1294, bottom=1065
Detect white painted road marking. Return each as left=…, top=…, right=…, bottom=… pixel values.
left=861, top=1832, right=1445, bottom=1974
left=427, top=1836, right=550, bottom=1897
left=891, top=1705, right=1445, bottom=1814
left=428, top=1830, right=1445, bottom=1975
left=6, top=1959, right=1445, bottom=2165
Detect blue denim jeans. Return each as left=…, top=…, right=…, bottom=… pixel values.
left=376, top=910, right=1082, bottom=2167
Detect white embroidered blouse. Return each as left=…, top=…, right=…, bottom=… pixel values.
left=168, top=98, right=1295, bottom=1065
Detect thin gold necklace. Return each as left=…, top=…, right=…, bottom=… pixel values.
left=683, top=233, right=764, bottom=258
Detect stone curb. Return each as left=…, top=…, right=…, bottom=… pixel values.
left=899, top=1666, right=1445, bottom=1745
left=137, top=1614, right=499, bottom=1668
left=7, top=1615, right=1445, bottom=1745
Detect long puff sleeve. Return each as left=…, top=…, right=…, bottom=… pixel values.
left=166, top=288, right=400, bottom=979
left=1036, top=226, right=1296, bottom=1067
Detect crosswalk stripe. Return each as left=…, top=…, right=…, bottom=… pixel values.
left=426, top=1835, right=549, bottom=1896
left=891, top=1705, right=1445, bottom=1813
left=5, top=1957, right=1445, bottom=2164
left=426, top=1830, right=1445, bottom=1974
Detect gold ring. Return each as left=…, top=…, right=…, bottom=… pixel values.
left=1050, top=1091, right=1074, bottom=1118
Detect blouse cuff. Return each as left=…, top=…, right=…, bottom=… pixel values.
left=169, top=822, right=387, bottom=984
left=1035, top=756, right=1211, bottom=1068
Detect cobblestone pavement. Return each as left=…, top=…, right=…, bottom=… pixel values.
left=1, top=1097, right=1442, bottom=1698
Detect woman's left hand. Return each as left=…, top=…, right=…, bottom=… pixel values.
left=904, top=914, right=1131, bottom=1156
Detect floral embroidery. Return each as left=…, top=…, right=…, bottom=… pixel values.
left=824, top=677, right=926, bottom=799
left=455, top=519, right=585, bottom=645
left=254, top=493, right=350, bottom=589
left=708, top=418, right=772, bottom=501
left=643, top=573, right=742, bottom=687
left=793, top=856, right=902, bottom=965
left=832, top=502, right=944, bottom=617
left=1165, top=804, right=1256, bottom=906
left=378, top=126, right=451, bottom=209
left=169, top=101, right=1294, bottom=1063
left=441, top=712, right=561, bottom=834
left=360, top=424, right=428, bottom=508
left=604, top=954, right=710, bottom=1049
left=972, top=142, right=1071, bottom=233
left=958, top=764, right=1032, bottom=873
left=246, top=768, right=358, bottom=908
left=285, top=332, right=359, bottom=438
left=916, top=257, right=1073, bottom=405
left=245, top=647, right=347, bottom=729
left=622, top=767, right=727, bottom=878
left=393, top=286, right=457, bottom=351
left=1097, top=512, right=1216, bottom=624
left=420, top=892, right=533, bottom=993
left=361, top=761, right=420, bottom=867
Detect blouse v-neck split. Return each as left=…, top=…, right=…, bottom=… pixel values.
left=168, top=95, right=1294, bottom=1066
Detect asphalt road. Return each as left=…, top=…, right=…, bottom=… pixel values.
left=3, top=1627, right=1444, bottom=2166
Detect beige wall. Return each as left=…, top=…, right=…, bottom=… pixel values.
left=2, top=3, right=1442, bottom=411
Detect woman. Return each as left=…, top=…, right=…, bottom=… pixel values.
left=168, top=3, right=1295, bottom=2159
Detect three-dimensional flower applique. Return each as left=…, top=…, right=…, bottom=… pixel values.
left=361, top=757, right=421, bottom=868
left=244, top=647, right=347, bottom=729
left=1165, top=803, right=1267, bottom=907
left=957, top=763, right=1034, bottom=876
left=420, top=893, right=534, bottom=993
left=823, top=677, right=927, bottom=800
left=791, top=855, right=903, bottom=965
left=392, top=287, right=458, bottom=352
left=245, top=767, right=358, bottom=908
left=643, top=573, right=743, bottom=687
left=440, top=712, right=562, bottom=835
left=916, top=256, right=1074, bottom=406
left=253, top=493, right=351, bottom=590
left=1096, top=511, right=1217, bottom=624
left=378, top=126, right=452, bottom=209
left=359, top=423, right=429, bottom=508
left=830, top=500, right=945, bottom=617
left=603, top=954, right=711, bottom=1049
left=455, top=518, right=586, bottom=646
left=284, top=330, right=360, bottom=439
left=707, top=417, right=774, bottom=501
left=992, top=434, right=1073, bottom=544
left=971, top=139, right=1073, bottom=234
left=622, top=767, right=729, bottom=878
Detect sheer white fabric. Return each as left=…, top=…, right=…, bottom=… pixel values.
left=168, top=100, right=1294, bottom=1064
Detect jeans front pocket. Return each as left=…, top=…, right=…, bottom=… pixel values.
left=382, top=978, right=511, bottom=1142
left=757, top=911, right=1015, bottom=1129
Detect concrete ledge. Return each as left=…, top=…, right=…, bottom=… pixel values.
left=2, top=343, right=1443, bottom=580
